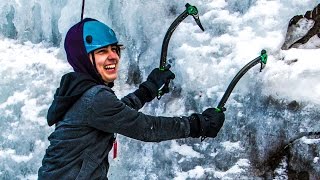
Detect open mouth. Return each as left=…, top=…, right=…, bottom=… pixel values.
left=104, top=64, right=116, bottom=71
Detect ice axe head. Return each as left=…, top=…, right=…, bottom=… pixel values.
left=185, top=3, right=205, bottom=31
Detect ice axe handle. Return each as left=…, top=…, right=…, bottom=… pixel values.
left=215, top=49, right=268, bottom=112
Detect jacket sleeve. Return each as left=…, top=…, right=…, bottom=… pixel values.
left=120, top=85, right=153, bottom=110
left=120, top=92, right=143, bottom=111
left=87, top=87, right=190, bottom=142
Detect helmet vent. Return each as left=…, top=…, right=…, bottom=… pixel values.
left=86, top=35, right=93, bottom=43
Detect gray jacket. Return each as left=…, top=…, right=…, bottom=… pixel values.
left=38, top=84, right=190, bottom=179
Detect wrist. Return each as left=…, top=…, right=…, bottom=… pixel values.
left=188, top=114, right=201, bottom=138
left=133, top=87, right=150, bottom=105
left=139, top=81, right=158, bottom=101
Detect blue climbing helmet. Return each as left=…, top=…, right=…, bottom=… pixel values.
left=83, top=20, right=120, bottom=54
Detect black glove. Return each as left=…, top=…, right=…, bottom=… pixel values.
left=189, top=108, right=225, bottom=140
left=139, top=67, right=175, bottom=102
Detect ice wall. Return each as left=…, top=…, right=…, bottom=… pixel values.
left=0, top=0, right=319, bottom=179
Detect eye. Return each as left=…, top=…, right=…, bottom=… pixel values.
left=96, top=49, right=107, bottom=54
left=111, top=46, right=118, bottom=52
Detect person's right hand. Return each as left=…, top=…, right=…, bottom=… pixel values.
left=139, top=66, right=175, bottom=101
left=189, top=108, right=225, bottom=140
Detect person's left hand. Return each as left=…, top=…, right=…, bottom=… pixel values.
left=139, top=66, right=175, bottom=101
left=188, top=108, right=225, bottom=140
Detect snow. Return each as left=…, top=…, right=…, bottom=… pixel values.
left=174, top=166, right=205, bottom=180
left=301, top=136, right=320, bottom=144
left=168, top=141, right=203, bottom=158
left=214, top=159, right=250, bottom=178
left=174, top=159, right=250, bottom=180
left=0, top=38, right=68, bottom=179
left=262, top=48, right=320, bottom=104
left=273, top=156, right=288, bottom=180
left=221, top=141, right=243, bottom=152
left=0, top=0, right=319, bottom=179
left=0, top=149, right=33, bottom=163
left=299, top=34, right=320, bottom=49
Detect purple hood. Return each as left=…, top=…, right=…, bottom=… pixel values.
left=64, top=18, right=104, bottom=84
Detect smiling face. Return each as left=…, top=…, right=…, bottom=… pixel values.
left=89, top=45, right=120, bottom=83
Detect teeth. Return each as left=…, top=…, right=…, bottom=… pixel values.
left=104, top=64, right=116, bottom=70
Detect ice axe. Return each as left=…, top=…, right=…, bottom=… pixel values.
left=157, top=3, right=205, bottom=99
left=215, top=50, right=268, bottom=112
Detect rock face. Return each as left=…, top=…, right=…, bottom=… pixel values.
left=267, top=4, right=320, bottom=180
left=282, top=4, right=320, bottom=49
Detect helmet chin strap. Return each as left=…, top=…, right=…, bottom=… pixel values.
left=90, top=52, right=114, bottom=87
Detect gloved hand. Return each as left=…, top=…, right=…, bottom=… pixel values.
left=139, top=66, right=175, bottom=102
left=189, top=108, right=225, bottom=140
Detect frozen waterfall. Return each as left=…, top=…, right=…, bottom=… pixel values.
left=0, top=0, right=319, bottom=179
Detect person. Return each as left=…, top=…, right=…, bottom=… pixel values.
left=38, top=18, right=225, bottom=179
